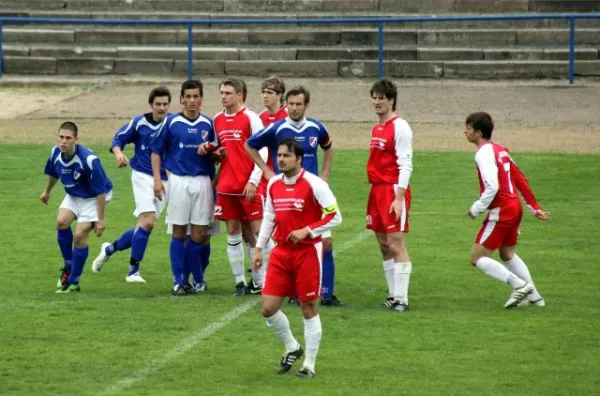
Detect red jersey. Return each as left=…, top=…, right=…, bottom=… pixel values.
left=470, top=141, right=542, bottom=217
left=256, top=169, right=342, bottom=249
left=214, top=107, right=264, bottom=194
left=367, top=115, right=413, bottom=188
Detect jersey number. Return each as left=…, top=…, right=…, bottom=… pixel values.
left=503, top=162, right=514, bottom=194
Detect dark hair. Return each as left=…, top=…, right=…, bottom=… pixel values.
left=148, top=86, right=172, bottom=105
left=220, top=78, right=245, bottom=99
left=262, top=75, right=286, bottom=104
left=285, top=86, right=310, bottom=105
left=466, top=112, right=494, bottom=139
left=278, top=138, right=304, bottom=163
left=240, top=79, right=247, bottom=103
left=58, top=121, right=78, bottom=137
left=370, top=78, right=398, bottom=111
left=180, top=79, right=203, bottom=97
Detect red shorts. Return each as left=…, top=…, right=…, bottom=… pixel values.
left=215, top=193, right=263, bottom=221
left=366, top=184, right=411, bottom=233
left=262, top=242, right=323, bottom=302
left=475, top=204, right=523, bottom=250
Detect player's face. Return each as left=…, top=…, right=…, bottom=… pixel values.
left=57, top=129, right=78, bottom=154
left=262, top=88, right=280, bottom=108
left=277, top=145, right=302, bottom=174
left=372, top=93, right=393, bottom=116
left=287, top=94, right=307, bottom=121
left=464, top=124, right=480, bottom=143
left=151, top=96, right=170, bottom=121
left=181, top=88, right=202, bottom=113
left=220, top=84, right=242, bottom=109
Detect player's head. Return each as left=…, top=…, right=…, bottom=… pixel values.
left=57, top=121, right=79, bottom=154
left=180, top=79, right=203, bottom=114
left=370, top=78, right=397, bottom=115
left=465, top=112, right=494, bottom=142
left=286, top=86, right=310, bottom=122
left=240, top=79, right=248, bottom=104
left=148, top=86, right=171, bottom=122
left=277, top=138, right=304, bottom=176
left=220, top=78, right=245, bottom=110
left=262, top=75, right=286, bottom=108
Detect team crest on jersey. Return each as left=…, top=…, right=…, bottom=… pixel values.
left=201, top=130, right=209, bottom=141
left=309, top=137, right=318, bottom=148
left=73, top=170, right=81, bottom=180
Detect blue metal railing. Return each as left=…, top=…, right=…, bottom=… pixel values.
left=1, top=13, right=600, bottom=83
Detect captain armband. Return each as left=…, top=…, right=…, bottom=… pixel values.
left=322, top=204, right=338, bottom=215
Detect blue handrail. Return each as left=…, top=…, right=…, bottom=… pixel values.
left=1, top=13, right=599, bottom=83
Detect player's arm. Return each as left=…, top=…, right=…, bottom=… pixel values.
left=149, top=121, right=168, bottom=199
left=87, top=157, right=109, bottom=236
left=254, top=185, right=276, bottom=269
left=110, top=118, right=137, bottom=168
left=510, top=158, right=549, bottom=219
left=469, top=145, right=499, bottom=218
left=245, top=123, right=277, bottom=180
left=389, top=121, right=413, bottom=220
left=317, top=121, right=333, bottom=181
left=41, top=149, right=59, bottom=204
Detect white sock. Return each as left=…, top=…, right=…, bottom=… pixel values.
left=303, top=314, right=322, bottom=372
left=476, top=257, right=525, bottom=289
left=393, top=262, right=412, bottom=304
left=383, top=259, right=395, bottom=297
left=227, top=233, right=246, bottom=285
left=265, top=310, right=300, bottom=353
left=505, top=254, right=542, bottom=301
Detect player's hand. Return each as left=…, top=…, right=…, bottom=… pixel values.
left=264, top=169, right=276, bottom=181
left=115, top=153, right=129, bottom=168
left=535, top=209, right=550, bottom=220
left=287, top=227, right=310, bottom=244
left=40, top=191, right=50, bottom=205
left=389, top=198, right=403, bottom=221
left=467, top=210, right=476, bottom=219
left=154, top=179, right=166, bottom=200
left=215, top=147, right=227, bottom=158
left=244, top=182, right=257, bottom=202
left=198, top=142, right=214, bottom=156
left=94, top=220, right=105, bottom=237
left=252, top=248, right=263, bottom=270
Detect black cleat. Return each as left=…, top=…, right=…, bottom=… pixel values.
left=182, top=283, right=195, bottom=294
left=233, top=281, right=246, bottom=297
left=390, top=300, right=410, bottom=312
left=288, top=298, right=300, bottom=306
left=278, top=346, right=304, bottom=374
left=57, top=267, right=71, bottom=288
left=382, top=297, right=394, bottom=308
left=321, top=295, right=348, bottom=307
left=172, top=284, right=187, bottom=296
left=247, top=280, right=262, bottom=295
left=296, top=367, right=315, bottom=378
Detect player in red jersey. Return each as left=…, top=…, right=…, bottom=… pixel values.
left=366, top=79, right=414, bottom=312
left=253, top=138, right=342, bottom=378
left=465, top=112, right=549, bottom=308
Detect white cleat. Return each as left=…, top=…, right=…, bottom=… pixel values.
left=92, top=242, right=112, bottom=273
left=125, top=271, right=147, bottom=283
left=504, top=282, right=535, bottom=309
left=519, top=297, right=546, bottom=307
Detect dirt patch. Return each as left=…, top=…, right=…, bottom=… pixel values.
left=0, top=86, right=90, bottom=120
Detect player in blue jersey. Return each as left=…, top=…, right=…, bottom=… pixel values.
left=91, top=87, right=172, bottom=283
left=150, top=79, right=216, bottom=296
left=41, top=121, right=113, bottom=293
left=245, top=86, right=346, bottom=307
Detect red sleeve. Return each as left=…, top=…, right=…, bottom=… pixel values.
left=511, top=160, right=541, bottom=213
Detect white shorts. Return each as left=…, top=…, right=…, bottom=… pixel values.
left=166, top=220, right=222, bottom=236
left=165, top=174, right=213, bottom=226
left=132, top=170, right=168, bottom=218
left=59, top=190, right=113, bottom=223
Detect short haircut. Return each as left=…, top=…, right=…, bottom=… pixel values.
left=262, top=75, right=286, bottom=96
left=180, top=79, right=203, bottom=97
left=58, top=121, right=78, bottom=137
left=148, top=86, right=172, bottom=105
left=278, top=138, right=304, bottom=163
left=220, top=78, right=245, bottom=98
left=240, top=79, right=248, bottom=102
left=285, top=86, right=310, bottom=105
left=370, top=78, right=398, bottom=111
left=466, top=112, right=494, bottom=140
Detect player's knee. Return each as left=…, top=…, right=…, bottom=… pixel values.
left=56, top=217, right=71, bottom=229
left=138, top=213, right=156, bottom=231
left=300, top=300, right=319, bottom=319
left=322, top=237, right=333, bottom=251
left=73, top=230, right=90, bottom=247
left=228, top=233, right=243, bottom=246
left=499, top=249, right=514, bottom=262
left=191, top=229, right=208, bottom=244
left=261, top=305, right=278, bottom=318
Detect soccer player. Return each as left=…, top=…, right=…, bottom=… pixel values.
left=150, top=79, right=215, bottom=296
left=253, top=138, right=342, bottom=378
left=91, top=87, right=172, bottom=283
left=464, top=111, right=549, bottom=308
left=245, top=86, right=346, bottom=308
left=366, top=78, right=414, bottom=312
left=41, top=121, right=113, bottom=293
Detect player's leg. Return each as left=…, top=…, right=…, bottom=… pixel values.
left=243, top=196, right=266, bottom=293
left=319, top=233, right=346, bottom=307
left=165, top=175, right=191, bottom=296
left=242, top=221, right=255, bottom=269
left=57, top=220, right=93, bottom=293
left=185, top=175, right=213, bottom=293
left=500, top=245, right=544, bottom=306
left=217, top=194, right=248, bottom=295
left=56, top=206, right=76, bottom=288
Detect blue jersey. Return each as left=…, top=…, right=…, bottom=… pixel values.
left=150, top=113, right=216, bottom=177
left=44, top=144, right=113, bottom=199
left=246, top=117, right=332, bottom=175
left=110, top=113, right=168, bottom=180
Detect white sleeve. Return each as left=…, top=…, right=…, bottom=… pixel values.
left=470, top=144, right=499, bottom=217
left=394, top=119, right=413, bottom=189
left=305, top=174, right=342, bottom=238
left=256, top=181, right=276, bottom=249
left=247, top=110, right=267, bottom=186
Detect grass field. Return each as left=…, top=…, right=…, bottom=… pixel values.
left=1, top=145, right=599, bottom=396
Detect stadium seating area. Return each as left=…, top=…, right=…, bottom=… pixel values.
left=1, top=0, right=600, bottom=78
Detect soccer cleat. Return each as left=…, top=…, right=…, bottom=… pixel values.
left=288, top=298, right=300, bottom=306
left=172, top=284, right=187, bottom=296
left=296, top=367, right=315, bottom=378
left=57, top=267, right=71, bottom=288
left=321, top=295, right=348, bottom=307
left=56, top=282, right=81, bottom=294
left=193, top=281, right=208, bottom=293
left=247, top=280, right=262, bottom=295
left=233, top=281, right=246, bottom=297
left=518, top=297, right=546, bottom=307
left=504, top=282, right=534, bottom=309
left=390, top=300, right=410, bottom=312
left=125, top=271, right=147, bottom=283
left=92, top=242, right=112, bottom=273
left=278, top=346, right=304, bottom=374
left=382, top=297, right=394, bottom=308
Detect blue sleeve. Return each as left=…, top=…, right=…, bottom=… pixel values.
left=111, top=118, right=138, bottom=151
left=150, top=119, right=169, bottom=154
left=44, top=149, right=58, bottom=178
left=247, top=123, right=277, bottom=149
left=89, top=158, right=109, bottom=196
left=317, top=121, right=332, bottom=150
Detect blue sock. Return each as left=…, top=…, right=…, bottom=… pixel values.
left=67, top=246, right=89, bottom=285
left=106, top=228, right=135, bottom=256
left=321, top=249, right=335, bottom=299
left=186, top=240, right=204, bottom=285
left=131, top=227, right=151, bottom=263
left=57, top=228, right=73, bottom=270
left=169, top=237, right=186, bottom=286
left=200, top=243, right=211, bottom=272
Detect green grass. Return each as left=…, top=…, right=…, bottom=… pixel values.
left=1, top=145, right=599, bottom=396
